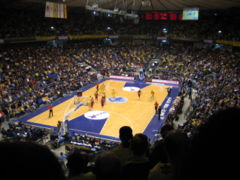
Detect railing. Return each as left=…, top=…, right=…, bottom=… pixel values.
left=1, top=34, right=240, bottom=47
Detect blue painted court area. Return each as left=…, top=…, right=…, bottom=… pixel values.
left=143, top=87, right=179, bottom=140
left=124, top=81, right=150, bottom=89
left=68, top=115, right=107, bottom=134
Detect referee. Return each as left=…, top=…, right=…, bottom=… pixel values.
left=158, top=106, right=162, bottom=120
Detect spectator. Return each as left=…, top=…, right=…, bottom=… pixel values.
left=148, top=140, right=172, bottom=180
left=111, top=126, right=133, bottom=165
left=94, top=151, right=121, bottom=180
left=0, top=109, right=4, bottom=126
left=59, top=152, right=67, bottom=170
left=148, top=131, right=189, bottom=180
left=0, top=141, right=66, bottom=180
left=149, top=124, right=174, bottom=168
left=181, top=108, right=240, bottom=180
left=121, top=133, right=151, bottom=180
left=164, top=131, right=189, bottom=180
left=66, top=151, right=89, bottom=180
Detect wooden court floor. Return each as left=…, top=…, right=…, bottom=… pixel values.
left=28, top=80, right=169, bottom=138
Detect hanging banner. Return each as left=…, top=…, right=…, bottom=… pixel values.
left=45, top=1, right=67, bottom=19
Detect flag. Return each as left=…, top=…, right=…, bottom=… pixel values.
left=45, top=1, right=67, bottom=19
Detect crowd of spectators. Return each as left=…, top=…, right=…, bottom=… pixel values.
left=1, top=121, right=48, bottom=142
left=0, top=7, right=240, bottom=41
left=147, top=45, right=240, bottom=134
left=66, top=133, right=118, bottom=153
left=0, top=44, right=98, bottom=119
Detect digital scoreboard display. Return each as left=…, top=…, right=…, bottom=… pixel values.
left=182, top=8, right=199, bottom=20
left=143, top=11, right=183, bottom=21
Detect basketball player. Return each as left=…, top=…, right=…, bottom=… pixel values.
left=74, top=95, right=78, bottom=105
left=112, top=89, right=116, bottom=98
left=101, top=94, right=106, bottom=108
left=101, top=89, right=106, bottom=98
left=88, top=96, right=92, bottom=109
left=138, top=89, right=141, bottom=99
left=100, top=83, right=105, bottom=92
left=96, top=83, right=99, bottom=92
left=48, top=104, right=53, bottom=118
left=99, top=83, right=105, bottom=96
left=154, top=101, right=159, bottom=114
left=75, top=91, right=82, bottom=104
left=151, top=90, right=155, bottom=100
left=94, top=91, right=98, bottom=102
left=77, top=91, right=82, bottom=97
left=90, top=96, right=94, bottom=109
left=103, top=93, right=106, bottom=103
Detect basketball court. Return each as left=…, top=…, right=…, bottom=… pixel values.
left=18, top=76, right=180, bottom=141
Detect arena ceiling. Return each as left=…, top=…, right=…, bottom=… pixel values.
left=6, top=0, right=240, bottom=10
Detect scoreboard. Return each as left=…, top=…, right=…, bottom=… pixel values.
left=143, top=11, right=183, bottom=21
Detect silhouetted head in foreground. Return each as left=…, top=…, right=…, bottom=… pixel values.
left=119, top=126, right=133, bottom=148
left=131, top=133, right=149, bottom=157
left=95, top=151, right=121, bottom=180
left=164, top=130, right=189, bottom=180
left=67, top=151, right=88, bottom=178
left=160, top=124, right=174, bottom=139
left=182, top=108, right=240, bottom=180
left=0, top=141, right=66, bottom=180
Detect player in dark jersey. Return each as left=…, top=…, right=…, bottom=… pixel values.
left=158, top=106, right=162, bottom=120
left=101, top=93, right=106, bottom=108
left=154, top=101, right=159, bottom=114
left=94, top=91, right=99, bottom=102
left=90, top=96, right=94, bottom=109
left=138, top=89, right=141, bottom=99
left=96, top=83, right=99, bottom=92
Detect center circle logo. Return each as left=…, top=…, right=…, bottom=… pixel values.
left=84, top=111, right=110, bottom=120
left=107, top=97, right=128, bottom=103
left=123, top=87, right=140, bottom=92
